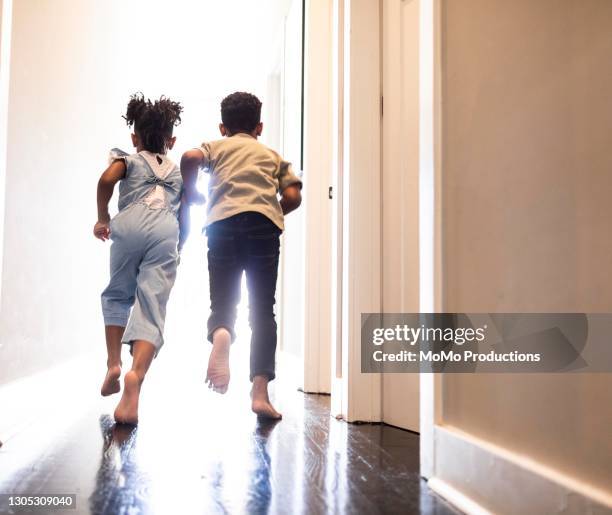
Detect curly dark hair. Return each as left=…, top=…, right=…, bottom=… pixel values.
left=123, top=93, right=183, bottom=153
left=220, top=92, right=262, bottom=134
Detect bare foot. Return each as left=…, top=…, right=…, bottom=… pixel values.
left=206, top=334, right=231, bottom=394
left=251, top=376, right=282, bottom=420
left=114, top=370, right=141, bottom=425
left=100, top=365, right=121, bottom=396
left=252, top=398, right=282, bottom=420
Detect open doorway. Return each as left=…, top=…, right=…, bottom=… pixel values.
left=162, top=0, right=307, bottom=394
left=0, top=0, right=306, bottom=397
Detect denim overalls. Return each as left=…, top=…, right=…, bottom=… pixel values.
left=101, top=150, right=182, bottom=354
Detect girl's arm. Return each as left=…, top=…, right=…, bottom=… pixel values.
left=177, top=150, right=206, bottom=252
left=94, top=160, right=126, bottom=241
left=178, top=194, right=190, bottom=254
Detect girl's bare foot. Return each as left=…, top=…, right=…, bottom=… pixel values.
left=251, top=375, right=282, bottom=420
left=113, top=370, right=141, bottom=425
left=100, top=365, right=121, bottom=396
left=206, top=329, right=231, bottom=394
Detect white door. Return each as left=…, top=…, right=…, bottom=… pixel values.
left=381, top=0, right=421, bottom=432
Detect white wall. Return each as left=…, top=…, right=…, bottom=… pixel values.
left=0, top=0, right=292, bottom=386
left=1, top=0, right=117, bottom=384
left=433, top=0, right=612, bottom=511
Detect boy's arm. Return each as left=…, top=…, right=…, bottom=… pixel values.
left=94, top=160, right=126, bottom=241
left=280, top=183, right=302, bottom=215
left=277, top=158, right=302, bottom=215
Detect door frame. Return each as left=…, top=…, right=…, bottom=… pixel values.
left=418, top=0, right=443, bottom=479
left=328, top=0, right=383, bottom=422
left=380, top=0, right=422, bottom=432
left=304, top=0, right=436, bottom=428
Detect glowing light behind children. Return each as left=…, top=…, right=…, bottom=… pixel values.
left=95, top=0, right=294, bottom=360
left=0, top=0, right=293, bottom=384
left=0, top=0, right=304, bottom=506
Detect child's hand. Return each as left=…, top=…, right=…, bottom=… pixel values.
left=93, top=221, right=111, bottom=241
left=280, top=184, right=302, bottom=215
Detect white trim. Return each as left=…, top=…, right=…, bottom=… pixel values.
left=302, top=0, right=333, bottom=394
left=379, top=0, right=421, bottom=433
left=418, top=0, right=436, bottom=316
left=330, top=0, right=345, bottom=417
left=427, top=477, right=493, bottom=515
left=431, top=425, right=612, bottom=514
left=0, top=0, right=13, bottom=308
left=419, top=0, right=442, bottom=479
left=338, top=0, right=382, bottom=423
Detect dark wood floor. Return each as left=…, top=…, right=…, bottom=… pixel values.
left=0, top=350, right=460, bottom=515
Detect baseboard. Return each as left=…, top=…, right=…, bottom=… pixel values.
left=430, top=425, right=612, bottom=515
left=427, top=477, right=492, bottom=515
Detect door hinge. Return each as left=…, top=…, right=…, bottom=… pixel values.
left=328, top=186, right=334, bottom=199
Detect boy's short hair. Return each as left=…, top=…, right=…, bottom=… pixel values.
left=221, top=92, right=262, bottom=134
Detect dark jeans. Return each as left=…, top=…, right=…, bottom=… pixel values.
left=206, top=211, right=282, bottom=381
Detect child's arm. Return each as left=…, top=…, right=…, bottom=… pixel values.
left=177, top=149, right=206, bottom=251
left=94, top=160, right=126, bottom=241
left=180, top=149, right=206, bottom=205
left=280, top=184, right=302, bottom=215
left=177, top=194, right=190, bottom=254
left=277, top=158, right=302, bottom=216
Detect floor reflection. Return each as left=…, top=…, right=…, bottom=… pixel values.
left=245, top=420, right=279, bottom=514
left=87, top=415, right=282, bottom=515
left=0, top=216, right=459, bottom=514
left=89, top=416, right=149, bottom=515
left=0, top=340, right=458, bottom=515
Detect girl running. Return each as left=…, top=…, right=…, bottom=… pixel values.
left=94, top=93, right=183, bottom=425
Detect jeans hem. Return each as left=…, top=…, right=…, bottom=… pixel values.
left=250, top=371, right=276, bottom=382
left=207, top=324, right=236, bottom=343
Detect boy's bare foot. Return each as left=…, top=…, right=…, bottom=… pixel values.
left=251, top=375, right=282, bottom=420
left=113, top=370, right=141, bottom=425
left=101, top=365, right=121, bottom=396
left=206, top=330, right=231, bottom=394
left=252, top=398, right=282, bottom=420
